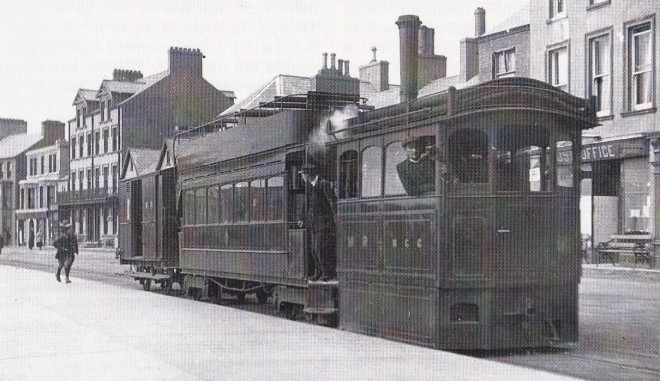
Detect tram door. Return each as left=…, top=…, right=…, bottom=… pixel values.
left=286, top=153, right=307, bottom=278
left=130, top=179, right=143, bottom=258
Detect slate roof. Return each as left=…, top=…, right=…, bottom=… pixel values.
left=219, top=74, right=311, bottom=117
left=0, top=133, right=43, bottom=159
left=72, top=89, right=99, bottom=105
left=364, top=75, right=479, bottom=109
left=127, top=148, right=161, bottom=176
left=487, top=3, right=530, bottom=34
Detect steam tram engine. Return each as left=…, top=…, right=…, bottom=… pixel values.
left=119, top=15, right=597, bottom=350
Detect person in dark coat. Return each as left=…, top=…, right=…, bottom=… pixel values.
left=0, top=231, right=4, bottom=254
left=28, top=228, right=34, bottom=250
left=300, top=164, right=337, bottom=281
left=53, top=221, right=78, bottom=283
left=396, top=136, right=436, bottom=196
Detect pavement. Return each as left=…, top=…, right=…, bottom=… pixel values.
left=0, top=246, right=583, bottom=381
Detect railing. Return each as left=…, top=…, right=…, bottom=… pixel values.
left=57, top=188, right=118, bottom=205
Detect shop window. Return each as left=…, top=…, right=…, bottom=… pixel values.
left=220, top=184, right=233, bottom=223
left=234, top=182, right=249, bottom=222
left=195, top=188, right=207, bottom=225
left=339, top=150, right=358, bottom=199
left=250, top=179, right=266, bottom=222
left=556, top=140, right=574, bottom=189
left=207, top=186, right=219, bottom=224
left=361, top=146, right=382, bottom=198
left=449, top=129, right=488, bottom=184
left=267, top=176, right=284, bottom=221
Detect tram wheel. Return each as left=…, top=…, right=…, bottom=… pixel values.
left=142, top=279, right=151, bottom=291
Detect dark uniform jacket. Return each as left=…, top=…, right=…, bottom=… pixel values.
left=306, top=179, right=337, bottom=231
left=396, top=157, right=435, bottom=195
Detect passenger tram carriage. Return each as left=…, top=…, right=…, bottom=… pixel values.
left=118, top=15, right=597, bottom=350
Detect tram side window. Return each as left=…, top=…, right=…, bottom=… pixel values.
left=557, top=140, right=574, bottom=188
left=339, top=150, right=358, bottom=199
left=361, top=146, right=383, bottom=198
left=220, top=184, right=233, bottom=223
left=183, top=189, right=195, bottom=225
left=195, top=187, right=207, bottom=225
left=250, top=179, right=266, bottom=222
left=207, top=186, right=219, bottom=224
left=267, top=176, right=284, bottom=221
left=449, top=129, right=488, bottom=183
left=384, top=142, right=407, bottom=196
left=234, top=182, right=249, bottom=222
left=496, top=127, right=551, bottom=192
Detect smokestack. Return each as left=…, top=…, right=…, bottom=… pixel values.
left=396, top=15, right=422, bottom=103
left=344, top=60, right=350, bottom=77
left=338, top=59, right=344, bottom=75
left=475, top=7, right=486, bottom=37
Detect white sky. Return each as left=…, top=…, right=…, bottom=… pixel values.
left=0, top=0, right=529, bottom=134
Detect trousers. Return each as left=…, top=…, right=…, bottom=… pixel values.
left=57, top=254, right=75, bottom=278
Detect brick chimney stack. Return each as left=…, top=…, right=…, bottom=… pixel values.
left=0, top=118, right=27, bottom=141
left=41, top=120, right=65, bottom=145
left=169, top=47, right=204, bottom=76
left=113, top=69, right=143, bottom=82
left=396, top=15, right=422, bottom=103
left=475, top=7, right=486, bottom=37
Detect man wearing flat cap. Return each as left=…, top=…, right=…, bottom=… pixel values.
left=396, top=136, right=436, bottom=196
left=53, top=220, right=78, bottom=283
left=299, top=163, right=337, bottom=281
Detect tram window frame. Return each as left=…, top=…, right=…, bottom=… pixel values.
left=384, top=141, right=408, bottom=196
left=267, top=176, right=284, bottom=221
left=448, top=128, right=489, bottom=185
left=183, top=189, right=196, bottom=225
left=219, top=184, right=233, bottom=224
left=361, top=145, right=383, bottom=198
left=338, top=150, right=358, bottom=199
left=195, top=187, right=208, bottom=225
left=207, top=185, right=220, bottom=224
left=556, top=133, right=576, bottom=190
left=250, top=179, right=266, bottom=222
left=234, top=181, right=250, bottom=223
left=495, top=126, right=552, bottom=193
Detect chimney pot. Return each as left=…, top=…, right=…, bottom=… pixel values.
left=371, top=46, right=377, bottom=62
left=344, top=60, right=350, bottom=77
left=330, top=53, right=336, bottom=70
left=322, top=52, right=328, bottom=69
left=338, top=59, right=344, bottom=75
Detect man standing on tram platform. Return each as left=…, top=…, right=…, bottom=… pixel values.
left=397, top=136, right=437, bottom=196
left=300, top=163, right=337, bottom=282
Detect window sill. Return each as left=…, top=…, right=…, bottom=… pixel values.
left=597, top=114, right=614, bottom=121
left=621, top=107, right=657, bottom=118
left=586, top=1, right=611, bottom=11
left=546, top=14, right=568, bottom=24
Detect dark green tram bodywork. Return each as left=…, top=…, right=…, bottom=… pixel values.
left=334, top=78, right=597, bottom=349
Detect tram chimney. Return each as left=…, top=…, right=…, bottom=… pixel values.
left=396, top=15, right=422, bottom=103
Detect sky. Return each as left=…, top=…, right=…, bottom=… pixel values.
left=0, top=0, right=529, bottom=134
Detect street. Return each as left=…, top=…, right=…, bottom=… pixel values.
left=1, top=245, right=659, bottom=380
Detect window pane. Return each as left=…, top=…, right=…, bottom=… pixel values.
left=220, top=184, right=233, bottom=223
left=250, top=179, right=266, bottom=222
left=195, top=188, right=207, bottom=224
left=361, top=146, right=382, bottom=197
left=234, top=182, right=249, bottom=222
left=339, top=150, right=358, bottom=198
left=449, top=129, right=488, bottom=184
left=207, top=186, right=219, bottom=224
left=385, top=142, right=407, bottom=196
left=267, top=176, right=284, bottom=221
left=183, top=190, right=195, bottom=225
left=557, top=141, right=574, bottom=188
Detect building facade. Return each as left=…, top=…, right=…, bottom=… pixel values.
left=15, top=121, right=68, bottom=247
left=527, top=1, right=659, bottom=244
left=0, top=118, right=43, bottom=245
left=58, top=47, right=235, bottom=247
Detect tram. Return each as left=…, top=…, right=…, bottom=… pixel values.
left=118, top=15, right=597, bottom=350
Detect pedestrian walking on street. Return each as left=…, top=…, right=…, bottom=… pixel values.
left=53, top=221, right=78, bottom=283
left=35, top=229, right=43, bottom=250
left=28, top=228, right=34, bottom=250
